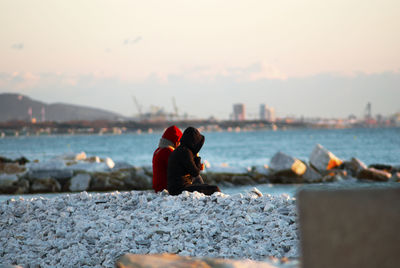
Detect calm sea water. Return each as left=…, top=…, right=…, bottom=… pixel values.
left=1, top=127, right=399, bottom=168
left=0, top=127, right=399, bottom=201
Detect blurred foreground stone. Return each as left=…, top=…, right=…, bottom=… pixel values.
left=298, top=187, right=400, bottom=268
left=115, top=253, right=280, bottom=268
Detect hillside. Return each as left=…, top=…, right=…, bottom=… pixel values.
left=0, top=93, right=125, bottom=122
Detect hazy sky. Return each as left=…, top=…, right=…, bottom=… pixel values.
left=1, top=0, right=399, bottom=119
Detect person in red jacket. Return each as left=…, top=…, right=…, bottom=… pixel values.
left=152, top=125, right=183, bottom=192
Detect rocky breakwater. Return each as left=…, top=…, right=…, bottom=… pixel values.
left=256, top=144, right=400, bottom=184
left=0, top=189, right=299, bottom=267
left=0, top=152, right=153, bottom=195
left=1, top=144, right=399, bottom=194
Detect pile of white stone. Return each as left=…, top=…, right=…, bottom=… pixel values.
left=0, top=188, right=299, bottom=267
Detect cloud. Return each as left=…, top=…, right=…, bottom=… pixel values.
left=11, top=43, right=24, bottom=50
left=0, top=72, right=39, bottom=91
left=123, top=36, right=142, bottom=45
left=175, top=62, right=287, bottom=82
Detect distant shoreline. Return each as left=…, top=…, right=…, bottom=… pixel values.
left=0, top=119, right=398, bottom=137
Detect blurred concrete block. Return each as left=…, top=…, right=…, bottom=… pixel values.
left=115, top=253, right=279, bottom=268
left=298, top=187, right=400, bottom=268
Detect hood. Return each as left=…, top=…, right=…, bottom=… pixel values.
left=162, top=125, right=182, bottom=144
left=180, top=127, right=205, bottom=154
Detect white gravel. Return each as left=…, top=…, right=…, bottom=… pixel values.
left=0, top=188, right=299, bottom=267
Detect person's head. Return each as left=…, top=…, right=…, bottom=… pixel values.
left=161, top=125, right=182, bottom=148
left=180, top=127, right=205, bottom=154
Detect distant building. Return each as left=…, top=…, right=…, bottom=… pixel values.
left=233, top=103, right=246, bottom=121
left=259, top=104, right=276, bottom=122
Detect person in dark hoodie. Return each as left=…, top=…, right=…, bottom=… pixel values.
left=167, top=126, right=220, bottom=196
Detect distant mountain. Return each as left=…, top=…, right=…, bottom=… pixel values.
left=0, top=93, right=125, bottom=122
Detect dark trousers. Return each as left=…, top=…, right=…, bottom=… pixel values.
left=182, top=184, right=221, bottom=196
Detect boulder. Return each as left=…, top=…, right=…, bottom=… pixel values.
left=250, top=165, right=270, bottom=175
left=340, top=157, right=367, bottom=177
left=301, top=164, right=322, bottom=183
left=0, top=174, right=19, bottom=187
left=28, top=168, right=73, bottom=185
left=309, top=144, right=342, bottom=172
left=394, top=172, right=400, bottom=182
left=31, top=178, right=61, bottom=193
left=270, top=152, right=306, bottom=176
left=113, top=161, right=135, bottom=170
left=85, top=156, right=101, bottom=163
left=0, top=174, right=19, bottom=193
left=68, top=173, right=91, bottom=192
left=368, top=164, right=392, bottom=173
left=124, top=168, right=152, bottom=190
left=269, top=152, right=306, bottom=183
left=103, top=157, right=115, bottom=169
left=231, top=175, right=255, bottom=185
left=90, top=170, right=129, bottom=191
left=0, top=163, right=27, bottom=174
left=357, top=168, right=392, bottom=182
left=321, top=170, right=348, bottom=182
left=0, top=175, right=29, bottom=194
left=0, top=156, right=29, bottom=165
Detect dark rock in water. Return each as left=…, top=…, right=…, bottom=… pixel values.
left=28, top=169, right=73, bottom=184
left=0, top=163, right=27, bottom=174
left=357, top=168, right=392, bottom=182
left=124, top=168, right=152, bottom=190
left=368, top=164, right=392, bottom=173
left=31, top=177, right=61, bottom=193
left=231, top=175, right=255, bottom=185
left=339, top=157, right=367, bottom=177
left=0, top=156, right=29, bottom=165
left=268, top=170, right=304, bottom=184
left=90, top=171, right=128, bottom=191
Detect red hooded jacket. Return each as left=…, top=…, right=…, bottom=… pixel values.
left=152, top=126, right=182, bottom=192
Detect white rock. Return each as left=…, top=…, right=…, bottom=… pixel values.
left=0, top=189, right=299, bottom=267
left=69, top=173, right=91, bottom=192
left=105, top=158, right=115, bottom=169
left=270, top=152, right=306, bottom=176
left=309, top=144, right=342, bottom=172
left=302, top=164, right=322, bottom=182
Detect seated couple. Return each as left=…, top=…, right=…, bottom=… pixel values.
left=152, top=126, right=220, bottom=196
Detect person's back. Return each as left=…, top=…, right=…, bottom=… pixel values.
left=167, top=126, right=220, bottom=196
left=152, top=125, right=182, bottom=193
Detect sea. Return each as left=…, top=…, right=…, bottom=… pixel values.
left=1, top=127, right=399, bottom=201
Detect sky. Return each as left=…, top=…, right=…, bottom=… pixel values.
left=0, top=0, right=399, bottom=119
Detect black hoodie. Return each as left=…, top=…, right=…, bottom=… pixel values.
left=167, top=127, right=205, bottom=195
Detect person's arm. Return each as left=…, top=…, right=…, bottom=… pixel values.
left=181, top=149, right=201, bottom=177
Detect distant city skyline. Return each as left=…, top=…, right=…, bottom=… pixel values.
left=1, top=1, right=399, bottom=119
